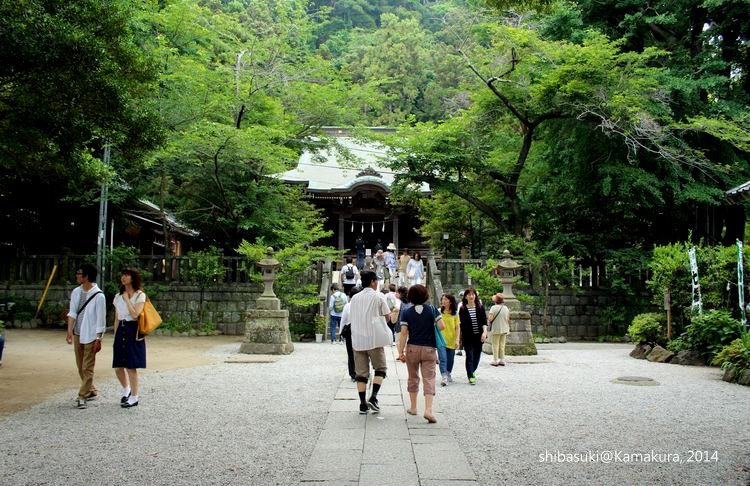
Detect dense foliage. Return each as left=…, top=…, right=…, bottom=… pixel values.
left=649, top=241, right=748, bottom=334
left=667, top=310, right=744, bottom=360
left=2, top=0, right=748, bottom=284
left=0, top=0, right=163, bottom=253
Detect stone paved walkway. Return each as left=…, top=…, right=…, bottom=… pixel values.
left=299, top=346, right=478, bottom=486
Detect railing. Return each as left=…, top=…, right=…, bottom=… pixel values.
left=437, top=258, right=484, bottom=291
left=318, top=258, right=332, bottom=318
left=0, top=255, right=257, bottom=284
left=1, top=254, right=649, bottom=290
left=426, top=253, right=444, bottom=305
left=436, top=257, right=650, bottom=291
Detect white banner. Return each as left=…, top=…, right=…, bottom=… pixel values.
left=738, top=240, right=746, bottom=327
left=688, top=247, right=702, bottom=315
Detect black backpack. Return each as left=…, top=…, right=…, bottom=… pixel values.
left=344, top=265, right=355, bottom=280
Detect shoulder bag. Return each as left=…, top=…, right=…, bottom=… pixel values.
left=136, top=296, right=162, bottom=341
left=432, top=305, right=446, bottom=349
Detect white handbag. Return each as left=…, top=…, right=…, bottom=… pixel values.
left=372, top=316, right=393, bottom=348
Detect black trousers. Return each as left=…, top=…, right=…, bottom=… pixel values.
left=464, top=339, right=483, bottom=379
left=344, top=330, right=355, bottom=379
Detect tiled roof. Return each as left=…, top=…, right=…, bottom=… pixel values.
left=278, top=137, right=430, bottom=193
left=726, top=180, right=750, bottom=202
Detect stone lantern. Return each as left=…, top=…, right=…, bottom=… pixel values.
left=482, top=250, right=537, bottom=356
left=240, top=247, right=294, bottom=355
left=497, top=250, right=522, bottom=303
left=258, top=247, right=280, bottom=303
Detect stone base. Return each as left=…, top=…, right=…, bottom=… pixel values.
left=482, top=309, right=537, bottom=356
left=239, top=342, right=294, bottom=354
left=505, top=342, right=538, bottom=356
left=240, top=300, right=294, bottom=355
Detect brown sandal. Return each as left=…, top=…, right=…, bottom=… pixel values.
left=423, top=414, right=437, bottom=423
left=407, top=409, right=417, bottom=415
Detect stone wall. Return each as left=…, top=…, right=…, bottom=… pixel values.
left=0, top=282, right=262, bottom=335
left=523, top=289, right=627, bottom=339
left=154, top=284, right=261, bottom=335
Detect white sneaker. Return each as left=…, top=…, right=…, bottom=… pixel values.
left=447, top=372, right=454, bottom=383
left=441, top=376, right=448, bottom=387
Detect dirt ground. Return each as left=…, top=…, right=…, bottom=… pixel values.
left=0, top=328, right=244, bottom=416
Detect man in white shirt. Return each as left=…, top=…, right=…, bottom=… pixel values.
left=66, top=263, right=106, bottom=409
left=349, top=270, right=392, bottom=414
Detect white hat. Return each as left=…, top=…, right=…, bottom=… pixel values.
left=386, top=243, right=397, bottom=250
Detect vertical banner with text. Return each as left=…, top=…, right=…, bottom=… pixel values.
left=688, top=247, right=702, bottom=315
left=738, top=240, right=746, bottom=327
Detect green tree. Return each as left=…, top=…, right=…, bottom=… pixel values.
left=132, top=0, right=347, bottom=250
left=388, top=7, right=749, bottom=266
left=0, top=0, right=162, bottom=252
left=185, top=246, right=227, bottom=323
left=237, top=240, right=340, bottom=307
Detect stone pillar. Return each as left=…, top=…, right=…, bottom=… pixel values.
left=240, top=247, right=294, bottom=355
left=483, top=250, right=537, bottom=356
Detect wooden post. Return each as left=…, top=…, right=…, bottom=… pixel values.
left=35, top=264, right=58, bottom=318
left=664, top=288, right=672, bottom=340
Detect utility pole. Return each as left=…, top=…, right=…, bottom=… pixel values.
left=96, top=143, right=110, bottom=288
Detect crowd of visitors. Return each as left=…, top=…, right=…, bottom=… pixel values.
left=334, top=244, right=512, bottom=422
left=61, top=248, right=511, bottom=421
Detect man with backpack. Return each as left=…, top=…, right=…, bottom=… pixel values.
left=340, top=257, right=359, bottom=295
left=329, top=284, right=347, bottom=344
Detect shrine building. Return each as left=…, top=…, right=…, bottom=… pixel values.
left=278, top=127, right=430, bottom=256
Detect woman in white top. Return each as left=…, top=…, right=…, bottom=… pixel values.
left=406, top=252, right=425, bottom=286
left=112, top=269, right=147, bottom=408
left=487, top=293, right=511, bottom=366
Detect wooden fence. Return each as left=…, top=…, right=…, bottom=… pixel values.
left=435, top=257, right=650, bottom=291
left=0, top=255, right=256, bottom=284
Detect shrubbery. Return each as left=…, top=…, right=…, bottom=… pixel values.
left=712, top=333, right=750, bottom=381
left=668, top=310, right=744, bottom=360
left=627, top=313, right=663, bottom=344
left=649, top=242, right=747, bottom=337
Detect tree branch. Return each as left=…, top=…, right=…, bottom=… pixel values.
left=404, top=168, right=509, bottom=231
left=210, top=136, right=239, bottom=222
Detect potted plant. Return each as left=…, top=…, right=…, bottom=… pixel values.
left=314, top=314, right=326, bottom=343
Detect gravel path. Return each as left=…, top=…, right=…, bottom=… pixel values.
left=1, top=341, right=748, bottom=486
left=0, top=343, right=343, bottom=486
left=440, top=343, right=750, bottom=486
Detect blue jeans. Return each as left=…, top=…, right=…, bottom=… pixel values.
left=329, top=315, right=341, bottom=343
left=437, top=346, right=455, bottom=375
left=464, top=340, right=483, bottom=379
